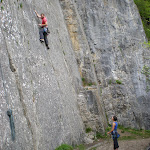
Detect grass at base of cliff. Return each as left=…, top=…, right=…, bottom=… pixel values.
left=74, top=144, right=86, bottom=150
left=119, top=136, right=136, bottom=140
left=93, top=125, right=150, bottom=141
left=118, top=125, right=150, bottom=139
left=55, top=144, right=73, bottom=150
left=96, top=125, right=150, bottom=141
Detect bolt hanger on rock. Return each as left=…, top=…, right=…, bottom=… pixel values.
left=0, top=62, right=15, bottom=141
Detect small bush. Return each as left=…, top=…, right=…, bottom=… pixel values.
left=105, top=126, right=111, bottom=132
left=55, top=144, right=73, bottom=150
left=88, top=83, right=93, bottom=86
left=96, top=132, right=105, bottom=139
left=1, top=6, right=4, bottom=10
left=82, top=78, right=85, bottom=82
left=121, top=130, right=125, bottom=133
left=143, top=41, right=150, bottom=48
left=108, top=80, right=112, bottom=84
left=141, top=65, right=150, bottom=92
left=86, top=127, right=92, bottom=133
left=82, top=78, right=95, bottom=86
left=20, top=3, right=23, bottom=8
left=116, top=80, right=122, bottom=84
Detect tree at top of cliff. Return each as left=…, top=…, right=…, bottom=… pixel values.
left=134, top=0, right=150, bottom=40
left=134, top=0, right=150, bottom=19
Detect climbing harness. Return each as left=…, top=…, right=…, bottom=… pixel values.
left=111, top=130, right=120, bottom=139
left=0, top=62, right=15, bottom=141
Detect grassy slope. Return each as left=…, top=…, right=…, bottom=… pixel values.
left=118, top=125, right=150, bottom=140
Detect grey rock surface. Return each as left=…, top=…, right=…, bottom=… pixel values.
left=59, top=0, right=107, bottom=134
left=75, top=0, right=150, bottom=129
left=0, top=0, right=150, bottom=149
left=0, top=0, right=85, bottom=149
left=83, top=137, right=94, bottom=144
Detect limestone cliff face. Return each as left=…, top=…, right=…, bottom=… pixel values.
left=0, top=0, right=150, bottom=149
left=74, top=0, right=150, bottom=129
left=0, top=1, right=85, bottom=149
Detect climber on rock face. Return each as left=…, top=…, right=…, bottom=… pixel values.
left=35, top=10, right=50, bottom=49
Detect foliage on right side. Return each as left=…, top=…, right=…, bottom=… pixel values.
left=134, top=0, right=150, bottom=40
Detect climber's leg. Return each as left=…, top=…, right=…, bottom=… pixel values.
left=39, top=28, right=44, bottom=42
left=44, top=32, right=49, bottom=49
left=43, top=32, right=48, bottom=45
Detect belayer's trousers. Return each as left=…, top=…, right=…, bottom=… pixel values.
left=39, top=27, right=48, bottom=46
left=113, top=137, right=119, bottom=149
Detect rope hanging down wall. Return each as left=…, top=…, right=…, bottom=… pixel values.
left=0, top=62, right=15, bottom=141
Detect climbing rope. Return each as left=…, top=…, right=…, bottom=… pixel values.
left=0, top=62, right=15, bottom=141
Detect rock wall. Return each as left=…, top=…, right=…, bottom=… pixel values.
left=0, top=0, right=86, bottom=149
left=59, top=0, right=107, bottom=134
left=75, top=0, right=150, bottom=129
left=0, top=0, right=150, bottom=150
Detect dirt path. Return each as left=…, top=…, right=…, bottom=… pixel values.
left=87, top=138, right=150, bottom=150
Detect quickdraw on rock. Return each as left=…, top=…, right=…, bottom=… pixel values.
left=7, top=109, right=15, bottom=141
left=0, top=62, right=15, bottom=141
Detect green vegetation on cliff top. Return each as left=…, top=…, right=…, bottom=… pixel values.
left=134, top=0, right=150, bottom=40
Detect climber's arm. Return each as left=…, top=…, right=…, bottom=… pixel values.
left=107, top=122, right=115, bottom=134
left=39, top=21, right=48, bottom=27
left=35, top=10, right=41, bottom=18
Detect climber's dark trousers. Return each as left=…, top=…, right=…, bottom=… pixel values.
left=39, top=28, right=48, bottom=46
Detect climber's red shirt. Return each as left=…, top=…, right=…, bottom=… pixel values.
left=41, top=17, right=47, bottom=27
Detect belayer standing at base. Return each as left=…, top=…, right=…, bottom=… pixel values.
left=35, top=10, right=50, bottom=49
left=107, top=116, right=120, bottom=150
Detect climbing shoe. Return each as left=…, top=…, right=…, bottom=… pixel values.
left=40, top=39, right=44, bottom=43
left=46, top=45, right=50, bottom=49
